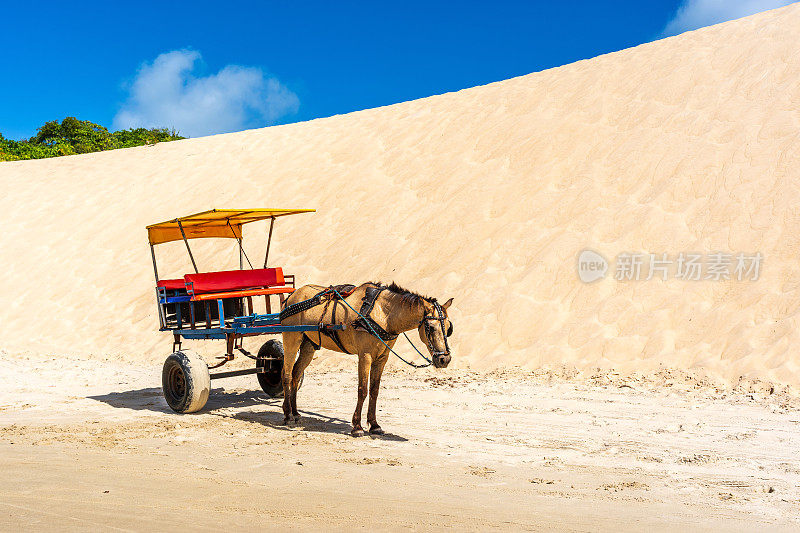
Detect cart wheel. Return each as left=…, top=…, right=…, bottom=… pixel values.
left=257, top=340, right=284, bottom=397
left=256, top=340, right=304, bottom=398
left=162, top=350, right=210, bottom=413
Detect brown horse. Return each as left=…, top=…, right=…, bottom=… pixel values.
left=279, top=282, right=453, bottom=436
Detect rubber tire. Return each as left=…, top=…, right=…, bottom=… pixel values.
left=257, top=340, right=285, bottom=398
left=162, top=350, right=210, bottom=413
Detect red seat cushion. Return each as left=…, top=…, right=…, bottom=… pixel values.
left=192, top=286, right=294, bottom=301
left=157, top=278, right=186, bottom=290
left=185, top=267, right=285, bottom=294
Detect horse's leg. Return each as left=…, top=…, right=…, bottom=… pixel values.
left=289, top=338, right=316, bottom=423
left=351, top=353, right=372, bottom=437
left=281, top=332, right=302, bottom=425
left=367, top=347, right=390, bottom=435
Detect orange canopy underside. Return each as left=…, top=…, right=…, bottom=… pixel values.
left=146, top=208, right=315, bottom=245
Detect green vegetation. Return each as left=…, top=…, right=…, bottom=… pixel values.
left=0, top=117, right=185, bottom=161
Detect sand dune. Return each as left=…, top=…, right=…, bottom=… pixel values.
left=1, top=4, right=800, bottom=384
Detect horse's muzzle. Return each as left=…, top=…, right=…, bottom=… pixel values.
left=433, top=354, right=451, bottom=368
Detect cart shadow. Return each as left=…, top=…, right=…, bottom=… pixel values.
left=88, top=387, right=173, bottom=413
left=88, top=387, right=280, bottom=414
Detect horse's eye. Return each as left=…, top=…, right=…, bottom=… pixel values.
left=446, top=323, right=453, bottom=337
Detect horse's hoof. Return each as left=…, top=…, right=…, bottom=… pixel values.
left=351, top=428, right=365, bottom=437
left=292, top=414, right=301, bottom=423
left=283, top=417, right=292, bottom=426
left=369, top=426, right=385, bottom=435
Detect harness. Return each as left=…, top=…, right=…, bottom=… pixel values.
left=278, top=284, right=356, bottom=322
left=326, top=291, right=352, bottom=354
left=280, top=283, right=450, bottom=366
left=352, top=285, right=399, bottom=342
left=420, top=300, right=451, bottom=359
left=279, top=284, right=355, bottom=352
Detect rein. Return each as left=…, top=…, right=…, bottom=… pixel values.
left=331, top=286, right=435, bottom=368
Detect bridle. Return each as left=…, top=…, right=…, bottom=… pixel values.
left=419, top=299, right=452, bottom=359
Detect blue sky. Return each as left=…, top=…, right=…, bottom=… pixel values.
left=0, top=0, right=794, bottom=140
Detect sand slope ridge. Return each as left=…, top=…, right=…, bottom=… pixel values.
left=1, top=4, right=800, bottom=384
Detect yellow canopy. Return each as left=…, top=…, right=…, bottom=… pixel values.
left=147, top=208, right=315, bottom=245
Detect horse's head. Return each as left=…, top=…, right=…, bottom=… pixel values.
left=418, top=297, right=453, bottom=368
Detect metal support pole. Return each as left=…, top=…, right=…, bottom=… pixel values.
left=218, top=299, right=225, bottom=328
left=149, top=244, right=160, bottom=282
left=178, top=221, right=199, bottom=273
left=263, top=217, right=275, bottom=268
left=238, top=239, right=244, bottom=270
left=151, top=244, right=165, bottom=329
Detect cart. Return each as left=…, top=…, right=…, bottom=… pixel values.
left=147, top=208, right=342, bottom=413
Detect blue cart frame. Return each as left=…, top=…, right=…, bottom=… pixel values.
left=148, top=208, right=341, bottom=384
left=158, top=287, right=342, bottom=379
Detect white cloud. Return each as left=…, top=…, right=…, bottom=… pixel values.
left=113, top=50, right=299, bottom=137
left=662, top=0, right=795, bottom=36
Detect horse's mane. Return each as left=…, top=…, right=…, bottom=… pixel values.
left=371, top=281, right=433, bottom=308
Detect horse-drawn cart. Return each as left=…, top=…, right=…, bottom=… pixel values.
left=147, top=208, right=342, bottom=413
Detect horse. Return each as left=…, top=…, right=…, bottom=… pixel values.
left=279, top=282, right=453, bottom=436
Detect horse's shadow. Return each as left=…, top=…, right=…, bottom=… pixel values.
left=227, top=409, right=407, bottom=441
left=225, top=408, right=352, bottom=436
left=88, top=387, right=407, bottom=440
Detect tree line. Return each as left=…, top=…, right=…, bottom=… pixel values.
left=0, top=117, right=185, bottom=161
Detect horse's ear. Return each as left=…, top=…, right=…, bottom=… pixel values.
left=442, top=298, right=453, bottom=310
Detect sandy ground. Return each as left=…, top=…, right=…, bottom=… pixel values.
left=1, top=352, right=798, bottom=531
